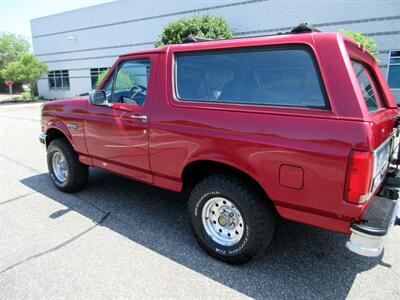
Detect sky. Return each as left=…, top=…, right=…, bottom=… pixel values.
left=0, top=0, right=115, bottom=40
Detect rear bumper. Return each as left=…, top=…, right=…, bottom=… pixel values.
left=346, top=179, right=399, bottom=257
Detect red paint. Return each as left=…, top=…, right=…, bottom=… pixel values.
left=279, top=165, right=304, bottom=189
left=41, top=32, right=398, bottom=235
left=345, top=151, right=373, bottom=203
left=5, top=81, right=14, bottom=86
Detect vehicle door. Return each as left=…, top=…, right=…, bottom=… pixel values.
left=84, top=54, right=158, bottom=183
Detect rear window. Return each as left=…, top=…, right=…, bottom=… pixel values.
left=174, top=46, right=328, bottom=109
left=351, top=60, right=383, bottom=112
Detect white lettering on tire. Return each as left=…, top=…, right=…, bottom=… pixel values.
left=194, top=191, right=220, bottom=216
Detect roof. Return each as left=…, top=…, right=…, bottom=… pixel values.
left=119, top=31, right=341, bottom=58
left=118, top=24, right=361, bottom=58
left=119, top=47, right=167, bottom=57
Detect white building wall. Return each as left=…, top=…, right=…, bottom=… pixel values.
left=31, top=0, right=400, bottom=99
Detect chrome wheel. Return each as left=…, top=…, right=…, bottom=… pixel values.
left=201, top=197, right=244, bottom=246
left=52, top=151, right=68, bottom=182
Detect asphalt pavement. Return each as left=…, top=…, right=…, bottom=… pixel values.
left=0, top=102, right=399, bottom=299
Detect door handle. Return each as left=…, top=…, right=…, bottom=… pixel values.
left=130, top=114, right=148, bottom=123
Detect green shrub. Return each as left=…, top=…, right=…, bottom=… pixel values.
left=95, top=69, right=109, bottom=88
left=21, top=90, right=32, bottom=100
left=155, top=14, right=234, bottom=47
left=341, top=30, right=379, bottom=55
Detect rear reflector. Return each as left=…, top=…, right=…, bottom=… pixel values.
left=346, top=150, right=373, bottom=203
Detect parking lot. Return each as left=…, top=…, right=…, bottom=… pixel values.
left=0, top=102, right=399, bottom=299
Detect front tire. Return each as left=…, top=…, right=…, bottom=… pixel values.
left=47, top=138, right=88, bottom=193
left=188, top=174, right=275, bottom=264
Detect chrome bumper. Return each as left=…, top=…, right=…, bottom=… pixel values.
left=346, top=204, right=398, bottom=257
left=39, top=133, right=47, bottom=146
left=346, top=183, right=399, bottom=257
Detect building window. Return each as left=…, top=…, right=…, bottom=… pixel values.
left=387, top=50, right=400, bottom=103
left=90, top=68, right=109, bottom=89
left=48, top=70, right=70, bottom=89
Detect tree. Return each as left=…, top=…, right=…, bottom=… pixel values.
left=155, top=14, right=234, bottom=47
left=1, top=53, right=48, bottom=99
left=95, top=69, right=133, bottom=90
left=341, top=30, right=379, bottom=55
left=0, top=32, right=30, bottom=71
left=96, top=69, right=109, bottom=88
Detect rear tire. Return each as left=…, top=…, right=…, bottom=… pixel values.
left=47, top=138, right=88, bottom=193
left=187, top=174, right=275, bottom=264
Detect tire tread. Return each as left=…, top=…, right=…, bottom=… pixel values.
left=47, top=138, right=88, bottom=193
left=188, top=174, right=275, bottom=264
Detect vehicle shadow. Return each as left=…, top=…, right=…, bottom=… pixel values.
left=21, top=169, right=384, bottom=299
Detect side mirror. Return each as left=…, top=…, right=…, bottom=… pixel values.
left=88, top=90, right=107, bottom=105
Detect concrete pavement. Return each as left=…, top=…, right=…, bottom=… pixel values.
left=0, top=103, right=399, bottom=299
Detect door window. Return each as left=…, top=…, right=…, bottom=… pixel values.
left=110, top=59, right=151, bottom=105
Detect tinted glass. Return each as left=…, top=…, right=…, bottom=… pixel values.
left=392, top=90, right=400, bottom=104
left=175, top=47, right=327, bottom=108
left=389, top=57, right=400, bottom=64
left=91, top=67, right=109, bottom=89
left=388, top=65, right=400, bottom=89
left=111, top=59, right=150, bottom=105
left=351, top=61, right=382, bottom=111
left=62, top=77, right=70, bottom=88
left=48, top=70, right=69, bottom=89
left=55, top=77, right=62, bottom=88
left=49, top=77, right=55, bottom=89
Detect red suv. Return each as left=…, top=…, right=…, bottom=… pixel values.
left=39, top=25, right=399, bottom=264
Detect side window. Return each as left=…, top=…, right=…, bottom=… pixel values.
left=175, top=47, right=328, bottom=109
left=351, top=60, right=383, bottom=112
left=111, top=59, right=151, bottom=105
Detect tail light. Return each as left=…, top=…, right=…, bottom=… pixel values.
left=345, top=150, right=373, bottom=203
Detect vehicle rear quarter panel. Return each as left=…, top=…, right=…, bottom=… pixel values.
left=340, top=37, right=398, bottom=149
left=149, top=44, right=373, bottom=233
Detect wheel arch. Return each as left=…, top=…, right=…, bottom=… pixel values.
left=181, top=159, right=272, bottom=205
left=45, top=125, right=73, bottom=148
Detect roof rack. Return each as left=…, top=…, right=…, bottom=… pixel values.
left=181, top=23, right=321, bottom=44
left=290, top=23, right=321, bottom=34
left=182, top=34, right=213, bottom=43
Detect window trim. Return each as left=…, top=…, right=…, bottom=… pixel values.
left=387, top=49, right=400, bottom=91
left=172, top=44, right=331, bottom=111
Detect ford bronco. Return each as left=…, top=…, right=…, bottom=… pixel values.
left=39, top=25, right=400, bottom=264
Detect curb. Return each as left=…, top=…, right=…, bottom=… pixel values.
left=0, top=100, right=48, bottom=106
